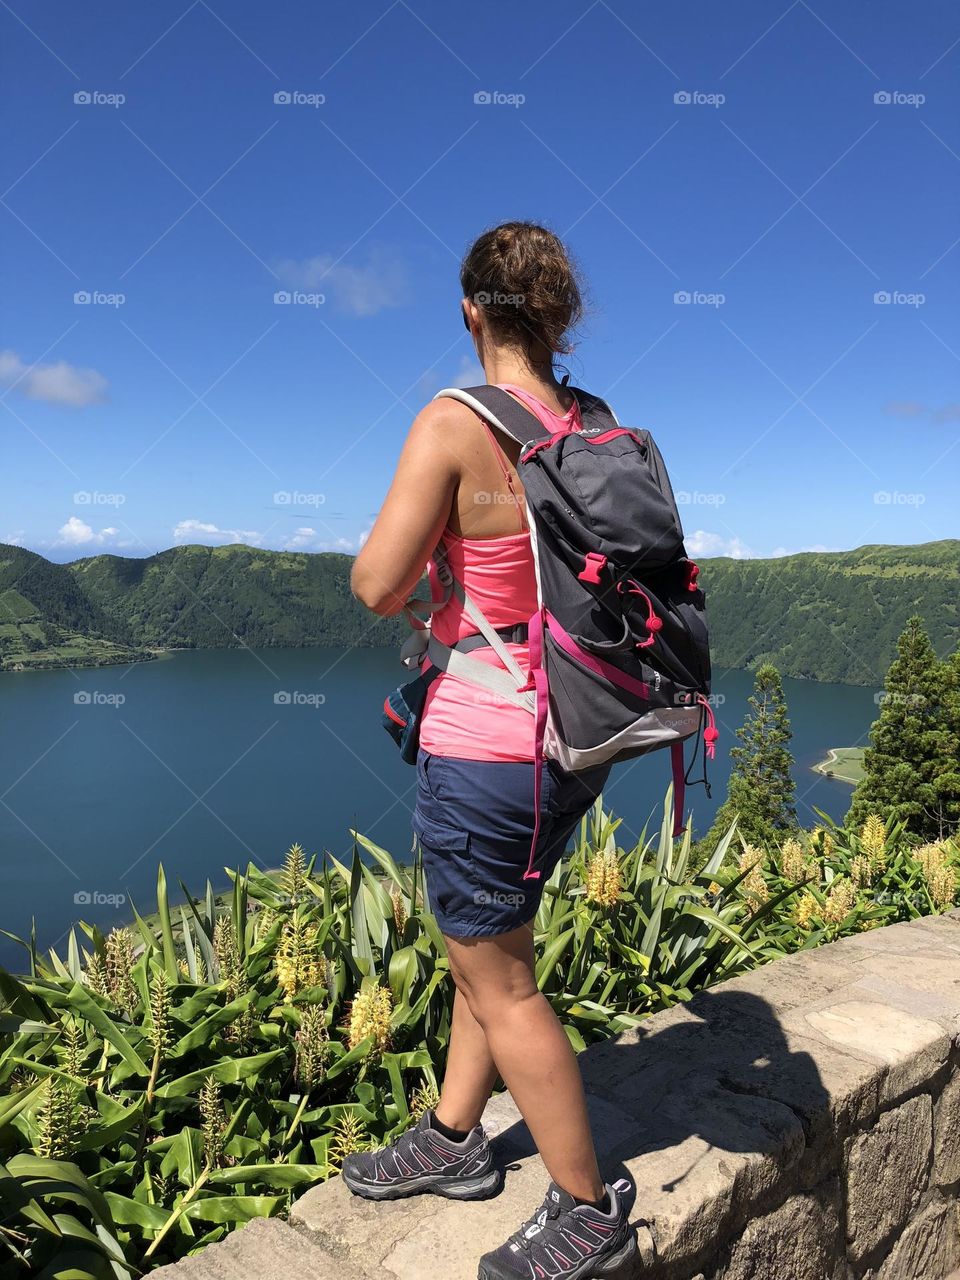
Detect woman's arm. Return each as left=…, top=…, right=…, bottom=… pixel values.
left=351, top=402, right=462, bottom=616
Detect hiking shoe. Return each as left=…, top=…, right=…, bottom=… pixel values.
left=342, top=1109, right=502, bottom=1201
left=477, top=1178, right=636, bottom=1279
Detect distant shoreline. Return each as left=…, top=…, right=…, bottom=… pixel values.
left=811, top=746, right=865, bottom=786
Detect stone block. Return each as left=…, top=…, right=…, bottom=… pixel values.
left=849, top=965, right=960, bottom=1043
left=798, top=999, right=951, bottom=1107
left=715, top=1179, right=845, bottom=1280
left=290, top=1171, right=443, bottom=1264
left=866, top=1195, right=960, bottom=1280
left=616, top=1074, right=804, bottom=1273
left=151, top=1217, right=367, bottom=1280
left=845, top=1093, right=932, bottom=1262
left=934, top=1069, right=960, bottom=1187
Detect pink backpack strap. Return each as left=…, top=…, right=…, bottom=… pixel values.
left=522, top=606, right=548, bottom=881
left=476, top=418, right=527, bottom=534
left=671, top=740, right=685, bottom=838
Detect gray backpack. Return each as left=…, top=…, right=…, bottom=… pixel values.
left=405, top=384, right=717, bottom=877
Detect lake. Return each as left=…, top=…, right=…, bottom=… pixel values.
left=0, top=648, right=877, bottom=968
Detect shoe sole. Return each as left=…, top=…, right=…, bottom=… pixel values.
left=343, top=1166, right=503, bottom=1202
left=477, top=1229, right=638, bottom=1280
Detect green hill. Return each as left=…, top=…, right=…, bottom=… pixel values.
left=0, top=539, right=956, bottom=682
left=68, top=543, right=406, bottom=652
left=0, top=546, right=146, bottom=672
left=701, top=540, right=959, bottom=685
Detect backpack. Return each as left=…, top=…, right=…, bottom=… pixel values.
left=396, top=383, right=718, bottom=878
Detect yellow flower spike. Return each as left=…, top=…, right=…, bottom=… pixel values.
left=850, top=855, right=872, bottom=889
left=794, top=891, right=819, bottom=930
left=780, top=838, right=807, bottom=882
left=584, top=847, right=623, bottom=909
left=391, top=888, right=408, bottom=936
left=914, top=842, right=957, bottom=910
left=275, top=911, right=323, bottom=1002
left=327, top=1112, right=369, bottom=1172
left=821, top=877, right=857, bottom=925
left=860, top=814, right=887, bottom=867
left=738, top=845, right=769, bottom=906
left=410, top=1081, right=440, bottom=1122
left=348, top=983, right=393, bottom=1053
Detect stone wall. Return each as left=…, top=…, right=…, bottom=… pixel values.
left=156, top=909, right=960, bottom=1280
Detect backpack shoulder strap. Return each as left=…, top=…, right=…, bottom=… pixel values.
left=434, top=385, right=553, bottom=446
left=568, top=386, right=620, bottom=427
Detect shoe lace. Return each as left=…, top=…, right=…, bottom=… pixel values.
left=512, top=1195, right=562, bottom=1253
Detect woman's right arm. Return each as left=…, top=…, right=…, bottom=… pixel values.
left=350, top=401, right=462, bottom=617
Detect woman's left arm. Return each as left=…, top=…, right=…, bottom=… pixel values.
left=351, top=402, right=461, bottom=616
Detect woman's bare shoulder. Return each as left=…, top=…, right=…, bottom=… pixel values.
left=407, top=395, right=487, bottom=456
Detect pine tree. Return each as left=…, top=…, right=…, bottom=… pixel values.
left=933, top=644, right=960, bottom=836
left=701, top=663, right=797, bottom=853
left=847, top=618, right=956, bottom=840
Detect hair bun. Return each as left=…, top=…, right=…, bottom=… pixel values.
left=460, top=222, right=583, bottom=356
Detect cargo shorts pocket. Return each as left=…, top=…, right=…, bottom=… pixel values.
left=412, top=811, right=480, bottom=926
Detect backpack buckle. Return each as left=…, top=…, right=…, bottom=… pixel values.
left=578, top=552, right=607, bottom=584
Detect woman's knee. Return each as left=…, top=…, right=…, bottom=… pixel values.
left=454, top=967, right=539, bottom=1028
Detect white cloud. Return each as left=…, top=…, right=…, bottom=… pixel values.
left=54, top=516, right=119, bottom=547
left=686, top=530, right=752, bottom=559
left=0, top=349, right=107, bottom=407
left=3, top=530, right=26, bottom=546
left=284, top=527, right=316, bottom=550
left=449, top=355, right=485, bottom=388
left=173, top=519, right=263, bottom=546
left=275, top=250, right=407, bottom=316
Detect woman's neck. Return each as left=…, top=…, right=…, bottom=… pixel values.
left=480, top=347, right=572, bottom=414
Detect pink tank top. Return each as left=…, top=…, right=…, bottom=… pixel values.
left=418, top=383, right=582, bottom=762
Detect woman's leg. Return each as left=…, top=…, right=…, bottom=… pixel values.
left=444, top=923, right=604, bottom=1203
left=434, top=987, right=500, bottom=1131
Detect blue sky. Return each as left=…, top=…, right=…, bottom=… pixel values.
left=3, top=0, right=958, bottom=564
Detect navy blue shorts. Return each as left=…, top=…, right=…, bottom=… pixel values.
left=413, top=748, right=611, bottom=938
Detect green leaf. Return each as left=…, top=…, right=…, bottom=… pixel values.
left=156, top=865, right=179, bottom=982
left=153, top=1050, right=286, bottom=1099
left=59, top=983, right=149, bottom=1077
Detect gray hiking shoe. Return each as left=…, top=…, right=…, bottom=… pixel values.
left=342, top=1109, right=502, bottom=1201
left=477, top=1178, right=636, bottom=1280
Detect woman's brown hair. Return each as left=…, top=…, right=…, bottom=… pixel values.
left=460, top=222, right=583, bottom=357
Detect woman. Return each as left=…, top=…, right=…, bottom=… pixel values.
left=349, top=222, right=636, bottom=1280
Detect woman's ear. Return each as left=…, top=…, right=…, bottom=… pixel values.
left=462, top=298, right=484, bottom=361
left=462, top=297, right=481, bottom=333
